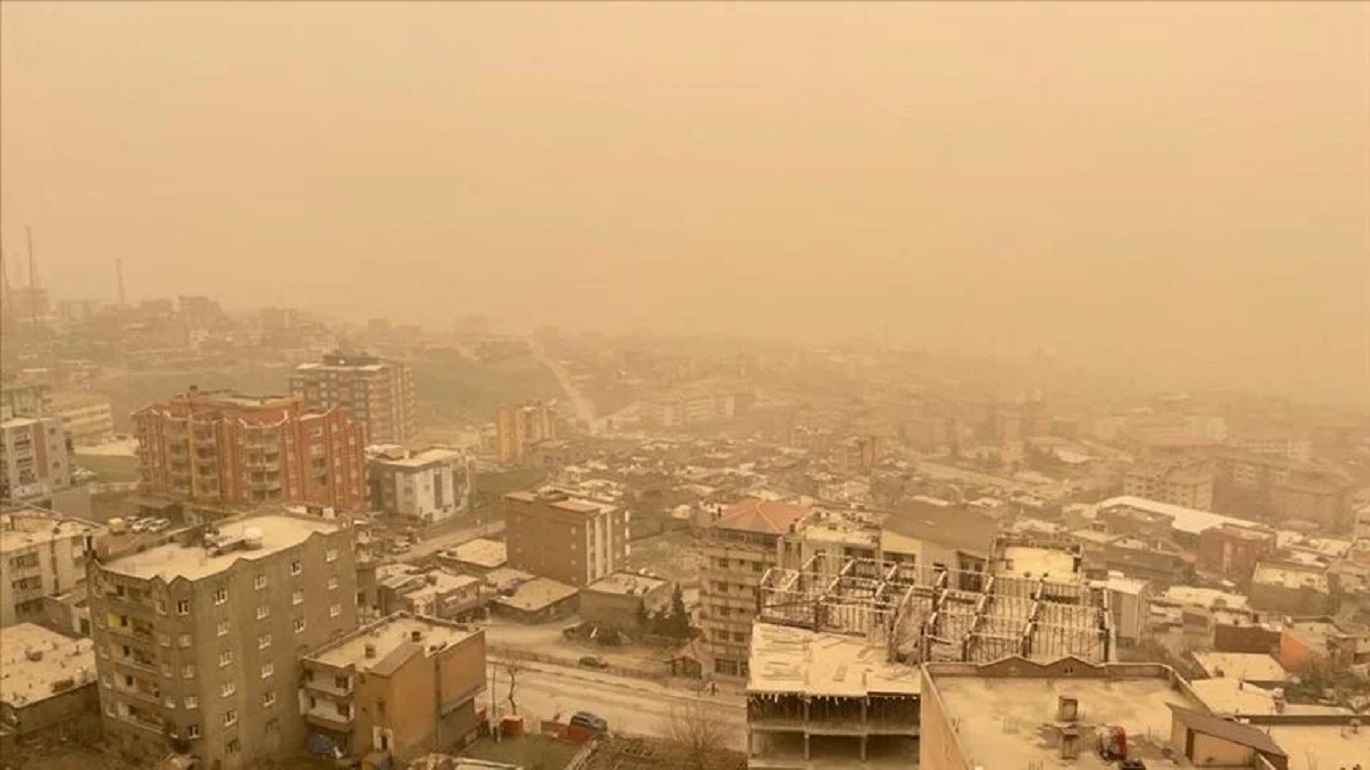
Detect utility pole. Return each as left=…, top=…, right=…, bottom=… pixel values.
left=25, top=225, right=38, bottom=328
left=116, top=258, right=127, bottom=307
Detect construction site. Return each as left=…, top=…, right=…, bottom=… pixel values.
left=744, top=535, right=1115, bottom=768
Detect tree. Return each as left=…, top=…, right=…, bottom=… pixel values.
left=658, top=699, right=739, bottom=769
left=503, top=660, right=526, bottom=715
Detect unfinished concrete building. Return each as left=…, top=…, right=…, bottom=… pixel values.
left=745, top=537, right=1113, bottom=768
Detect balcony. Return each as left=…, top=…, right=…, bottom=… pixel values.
left=113, top=654, right=161, bottom=675
left=302, top=704, right=354, bottom=731
left=302, top=673, right=353, bottom=697
left=105, top=619, right=155, bottom=642
left=118, top=708, right=166, bottom=735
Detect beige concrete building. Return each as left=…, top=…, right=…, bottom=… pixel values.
left=1, top=414, right=73, bottom=504
left=48, top=391, right=115, bottom=446
left=1123, top=459, right=1214, bottom=510
left=291, top=351, right=417, bottom=446
left=0, top=622, right=98, bottom=738
left=0, top=507, right=101, bottom=626
left=299, top=613, right=487, bottom=763
left=502, top=489, right=627, bottom=587
left=699, top=499, right=813, bottom=679
left=88, top=512, right=360, bottom=769
left=495, top=401, right=557, bottom=465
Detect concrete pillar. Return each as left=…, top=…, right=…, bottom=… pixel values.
left=803, top=732, right=810, bottom=760
left=860, top=734, right=868, bottom=761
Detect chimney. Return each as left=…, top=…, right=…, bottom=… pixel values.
left=364, top=643, right=377, bottom=659
left=1056, top=695, right=1079, bottom=722
left=410, top=630, right=423, bottom=643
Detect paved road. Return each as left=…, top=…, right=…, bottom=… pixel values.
left=530, top=344, right=601, bottom=435
left=485, top=658, right=747, bottom=750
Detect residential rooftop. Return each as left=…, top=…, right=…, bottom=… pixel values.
left=925, top=661, right=1204, bottom=768
left=748, top=622, right=919, bottom=698
left=0, top=623, right=96, bottom=708
left=442, top=538, right=507, bottom=569
left=0, top=509, right=101, bottom=554
left=585, top=571, right=667, bottom=597
left=372, top=446, right=464, bottom=469
left=1251, top=561, right=1331, bottom=593
left=1095, top=495, right=1259, bottom=537
left=306, top=613, right=478, bottom=673
left=713, top=499, right=812, bottom=535
left=97, top=514, right=343, bottom=583
left=1189, top=652, right=1288, bottom=683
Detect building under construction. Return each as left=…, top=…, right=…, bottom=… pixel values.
left=744, top=534, right=1114, bottom=768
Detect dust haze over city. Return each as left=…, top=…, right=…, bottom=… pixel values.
left=2, top=4, right=1370, bottom=770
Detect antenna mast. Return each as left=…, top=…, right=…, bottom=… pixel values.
left=116, top=258, right=127, bottom=307
left=25, top=225, right=38, bottom=328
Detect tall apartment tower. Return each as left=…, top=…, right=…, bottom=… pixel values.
left=133, top=388, right=367, bottom=511
left=290, top=351, right=417, bottom=446
left=495, top=401, right=557, bottom=465
left=0, top=507, right=101, bottom=626
left=502, top=489, right=627, bottom=586
left=88, top=513, right=360, bottom=769
left=1, top=413, right=73, bottom=503
left=698, top=499, right=813, bottom=679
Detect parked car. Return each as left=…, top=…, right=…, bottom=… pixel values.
left=147, top=518, right=171, bottom=533
left=577, top=655, right=609, bottom=670
left=570, top=711, right=608, bottom=734
left=130, top=518, right=152, bottom=533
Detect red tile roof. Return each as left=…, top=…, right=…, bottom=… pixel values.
left=713, top=499, right=811, bottom=535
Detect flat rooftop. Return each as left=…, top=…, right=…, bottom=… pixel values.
left=1252, top=562, right=1330, bottom=592
left=585, top=571, right=667, bottom=596
left=0, top=510, right=100, bottom=553
left=0, top=623, right=96, bottom=707
left=99, top=515, right=342, bottom=582
left=1266, top=724, right=1370, bottom=769
left=374, top=447, right=464, bottom=469
left=443, top=538, right=506, bottom=569
left=996, top=544, right=1079, bottom=581
left=929, top=667, right=1202, bottom=768
left=493, top=576, right=578, bottom=612
left=748, top=623, right=919, bottom=698
left=307, top=614, right=477, bottom=672
left=1189, top=652, right=1288, bottom=683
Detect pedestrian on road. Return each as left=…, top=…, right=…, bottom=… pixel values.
left=709, top=682, right=718, bottom=696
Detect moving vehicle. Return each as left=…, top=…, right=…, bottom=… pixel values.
left=577, top=655, right=609, bottom=670
left=569, top=711, right=608, bottom=734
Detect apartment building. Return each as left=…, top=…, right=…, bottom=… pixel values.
left=1268, top=473, right=1354, bottom=531
left=502, top=489, right=627, bottom=587
left=1123, top=459, right=1215, bottom=510
left=699, top=499, right=813, bottom=679
left=0, top=379, right=52, bottom=419
left=133, top=387, right=366, bottom=511
left=0, top=507, right=101, bottom=626
left=1231, top=433, right=1313, bottom=463
left=495, top=401, right=557, bottom=465
left=290, top=351, right=417, bottom=445
left=88, top=512, right=360, bottom=769
left=48, top=391, right=115, bottom=446
left=367, top=446, right=471, bottom=524
left=1, top=414, right=72, bottom=503
left=1196, top=523, right=1277, bottom=586
left=642, top=385, right=738, bottom=428
left=299, top=613, right=487, bottom=762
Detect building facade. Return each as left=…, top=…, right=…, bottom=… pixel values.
left=502, top=489, right=627, bottom=587
left=495, top=401, right=557, bottom=465
left=290, top=351, right=417, bottom=446
left=88, top=513, right=360, bottom=769
left=299, top=613, right=487, bottom=763
left=367, top=447, right=471, bottom=524
left=48, top=391, right=115, bottom=446
left=1123, top=460, right=1215, bottom=510
left=133, top=388, right=367, bottom=511
left=0, top=507, right=101, bottom=626
left=699, top=500, right=813, bottom=679
left=1196, top=524, right=1277, bottom=586
left=1, top=415, right=72, bottom=504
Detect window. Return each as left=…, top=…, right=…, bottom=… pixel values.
left=256, top=605, right=269, bottom=620
left=184, top=696, right=198, bottom=709
left=290, top=559, right=302, bottom=576
left=258, top=633, right=272, bottom=650
left=161, top=663, right=172, bottom=678
left=253, top=573, right=267, bottom=590
left=224, top=709, right=237, bottom=726
left=293, top=618, right=306, bottom=633
left=326, top=548, right=338, bottom=562
left=178, top=634, right=191, bottom=648
left=219, top=650, right=233, bottom=667
left=227, top=739, right=240, bottom=755
left=262, top=662, right=275, bottom=678
left=155, top=599, right=167, bottom=614
left=265, top=717, right=279, bottom=733
left=326, top=577, right=338, bottom=591
left=187, top=724, right=201, bottom=738
left=217, top=620, right=230, bottom=637
left=183, top=664, right=195, bottom=679
left=329, top=604, right=341, bottom=618
left=222, top=682, right=236, bottom=697
left=262, top=689, right=276, bottom=707
left=212, top=588, right=227, bottom=605
left=158, top=633, right=171, bottom=648
left=164, top=697, right=177, bottom=709
left=291, top=590, right=304, bottom=605
left=176, top=600, right=190, bottom=615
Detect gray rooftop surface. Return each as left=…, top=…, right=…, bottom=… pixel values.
left=99, top=514, right=341, bottom=582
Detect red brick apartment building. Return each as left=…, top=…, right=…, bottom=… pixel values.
left=134, top=387, right=366, bottom=511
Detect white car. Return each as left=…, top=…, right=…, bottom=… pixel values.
left=130, top=518, right=152, bottom=533
left=147, top=519, right=171, bottom=533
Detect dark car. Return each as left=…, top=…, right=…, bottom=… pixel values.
left=578, top=655, right=609, bottom=670
left=570, top=711, right=609, bottom=734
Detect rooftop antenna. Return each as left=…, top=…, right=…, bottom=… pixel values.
left=116, top=258, right=127, bottom=307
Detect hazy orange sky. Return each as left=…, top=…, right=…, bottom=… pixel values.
left=2, top=2, right=1367, bottom=404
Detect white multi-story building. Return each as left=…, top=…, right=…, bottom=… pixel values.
left=643, top=385, right=739, bottom=428
left=366, top=447, right=472, bottom=524
left=1231, top=434, right=1313, bottom=463
left=0, top=507, right=102, bottom=626
left=1, top=415, right=72, bottom=503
